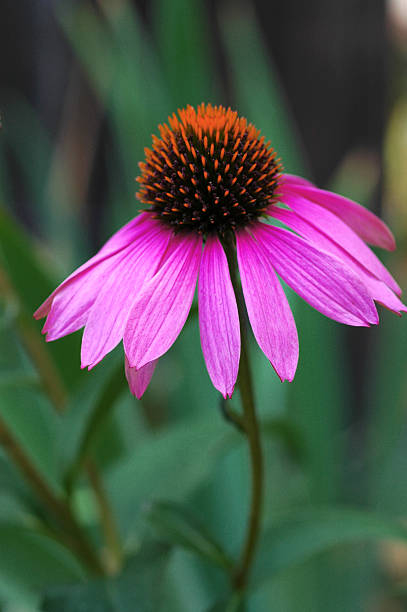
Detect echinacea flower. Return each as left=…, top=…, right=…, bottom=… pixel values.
left=34, top=104, right=406, bottom=399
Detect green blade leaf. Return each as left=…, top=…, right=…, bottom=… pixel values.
left=153, top=0, right=216, bottom=107
left=61, top=351, right=128, bottom=493
left=206, top=593, right=246, bottom=612
left=261, top=417, right=305, bottom=464
left=290, top=319, right=346, bottom=503
left=252, top=506, right=407, bottom=588
left=0, top=207, right=85, bottom=391
left=1, top=95, right=52, bottom=233
left=41, top=540, right=170, bottom=612
left=145, top=500, right=232, bottom=570
left=0, top=207, right=55, bottom=317
left=0, top=525, right=84, bottom=607
left=59, top=1, right=171, bottom=227
left=219, top=3, right=305, bottom=174
left=0, top=386, right=62, bottom=491
left=106, top=416, right=237, bottom=539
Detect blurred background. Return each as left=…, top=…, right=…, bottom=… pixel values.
left=0, top=0, right=407, bottom=610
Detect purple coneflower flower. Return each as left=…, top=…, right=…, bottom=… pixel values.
left=35, top=104, right=405, bottom=399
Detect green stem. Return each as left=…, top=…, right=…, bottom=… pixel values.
left=1, top=265, right=121, bottom=574
left=219, top=397, right=246, bottom=433
left=0, top=265, right=67, bottom=412
left=0, top=415, right=104, bottom=575
left=64, top=362, right=126, bottom=495
left=86, top=458, right=123, bottom=574
left=223, top=234, right=264, bottom=591
left=18, top=312, right=67, bottom=411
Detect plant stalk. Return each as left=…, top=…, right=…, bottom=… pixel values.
left=1, top=264, right=121, bottom=574
left=86, top=458, right=123, bottom=574
left=223, top=234, right=264, bottom=591
left=0, top=415, right=104, bottom=575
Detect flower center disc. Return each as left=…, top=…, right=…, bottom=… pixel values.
left=137, top=104, right=282, bottom=235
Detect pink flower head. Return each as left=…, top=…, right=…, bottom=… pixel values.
left=34, top=104, right=405, bottom=399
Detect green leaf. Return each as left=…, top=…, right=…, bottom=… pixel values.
left=261, top=417, right=305, bottom=464
left=0, top=94, right=84, bottom=264
left=286, top=308, right=346, bottom=504
left=41, top=540, right=170, bottom=612
left=42, top=583, right=112, bottom=612
left=61, top=350, right=128, bottom=492
left=252, top=507, right=407, bottom=587
left=0, top=525, right=84, bottom=607
left=0, top=207, right=85, bottom=390
left=368, top=309, right=407, bottom=479
left=1, top=94, right=52, bottom=232
left=59, top=1, right=171, bottom=226
left=153, top=0, right=216, bottom=107
left=0, top=453, right=31, bottom=507
left=0, top=386, right=62, bottom=491
left=206, top=593, right=246, bottom=612
left=57, top=4, right=115, bottom=103
left=0, top=207, right=55, bottom=317
left=107, top=416, right=237, bottom=540
left=109, top=541, right=171, bottom=612
left=219, top=3, right=305, bottom=174
left=0, top=492, right=29, bottom=524
left=145, top=500, right=232, bottom=570
left=0, top=314, right=37, bottom=382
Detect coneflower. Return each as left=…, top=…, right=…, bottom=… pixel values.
left=35, top=104, right=405, bottom=398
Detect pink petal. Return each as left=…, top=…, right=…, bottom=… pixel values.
left=365, top=278, right=407, bottom=315
left=280, top=182, right=396, bottom=251
left=198, top=235, right=240, bottom=398
left=236, top=229, right=298, bottom=382
left=34, top=213, right=154, bottom=320
left=281, top=173, right=314, bottom=187
left=125, top=356, right=157, bottom=399
left=270, top=207, right=406, bottom=315
left=81, top=226, right=172, bottom=369
left=124, top=233, right=202, bottom=369
left=275, top=193, right=401, bottom=295
left=43, top=249, right=127, bottom=341
left=98, top=212, right=151, bottom=255
left=253, top=223, right=378, bottom=327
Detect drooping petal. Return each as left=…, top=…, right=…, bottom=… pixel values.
left=43, top=218, right=167, bottom=343
left=253, top=223, right=378, bottom=326
left=275, top=193, right=401, bottom=295
left=270, top=207, right=406, bottom=315
left=43, top=249, right=127, bottom=341
left=81, top=226, right=172, bottom=369
left=125, top=356, right=157, bottom=399
left=364, top=278, right=407, bottom=315
left=34, top=213, right=154, bottom=320
left=280, top=182, right=396, bottom=251
left=124, top=233, right=202, bottom=369
left=198, top=235, right=240, bottom=398
left=236, top=229, right=298, bottom=381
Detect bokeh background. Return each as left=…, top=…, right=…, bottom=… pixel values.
left=1, top=0, right=407, bottom=610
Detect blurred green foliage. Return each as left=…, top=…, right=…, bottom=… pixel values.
left=1, top=0, right=407, bottom=610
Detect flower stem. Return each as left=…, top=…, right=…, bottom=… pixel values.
left=219, top=397, right=246, bottom=433
left=223, top=234, right=264, bottom=591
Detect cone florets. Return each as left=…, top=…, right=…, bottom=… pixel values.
left=137, top=104, right=282, bottom=235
